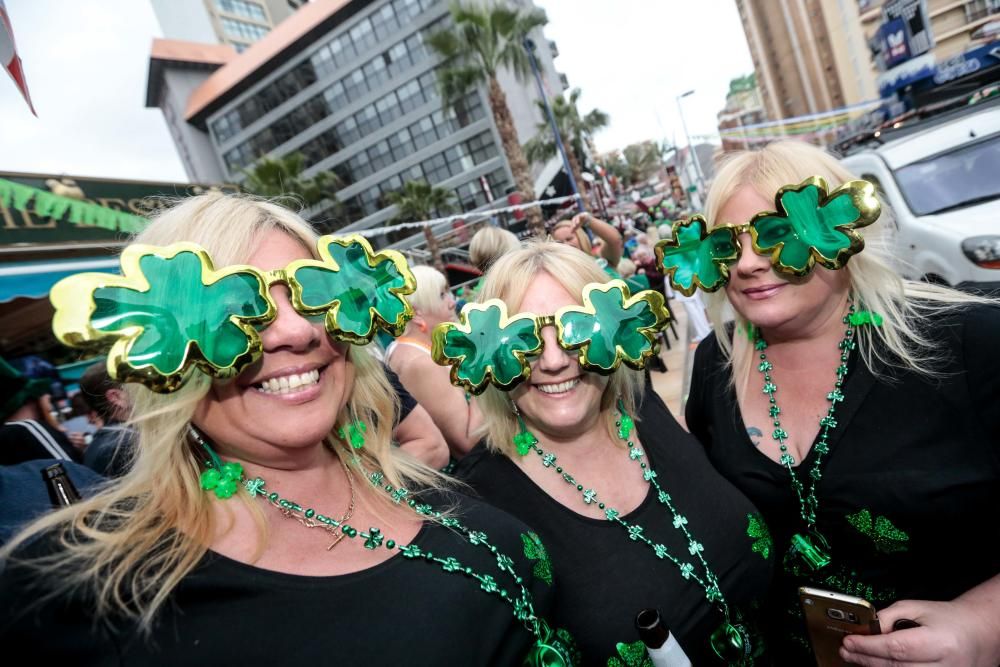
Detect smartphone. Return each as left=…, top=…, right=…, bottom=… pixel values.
left=799, top=586, right=881, bottom=667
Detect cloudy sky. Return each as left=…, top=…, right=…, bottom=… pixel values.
left=0, top=0, right=753, bottom=182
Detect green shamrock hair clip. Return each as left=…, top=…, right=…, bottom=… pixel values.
left=51, top=235, right=415, bottom=393
left=431, top=280, right=671, bottom=393
left=654, top=176, right=881, bottom=294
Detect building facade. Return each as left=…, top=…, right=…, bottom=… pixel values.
left=147, top=0, right=566, bottom=244
left=151, top=0, right=303, bottom=53
left=716, top=73, right=767, bottom=152
left=735, top=0, right=878, bottom=127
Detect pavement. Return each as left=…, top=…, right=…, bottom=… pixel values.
left=648, top=297, right=697, bottom=429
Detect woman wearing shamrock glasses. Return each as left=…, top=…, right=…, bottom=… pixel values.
left=680, top=141, right=1000, bottom=666
left=446, top=242, right=772, bottom=665
left=0, top=194, right=574, bottom=665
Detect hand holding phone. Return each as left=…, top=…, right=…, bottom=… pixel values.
left=799, top=586, right=881, bottom=667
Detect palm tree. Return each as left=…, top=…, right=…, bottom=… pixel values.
left=524, top=88, right=609, bottom=211
left=427, top=2, right=548, bottom=237
left=386, top=180, right=457, bottom=270
left=241, top=152, right=341, bottom=209
left=621, top=141, right=666, bottom=187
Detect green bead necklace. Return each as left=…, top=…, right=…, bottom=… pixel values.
left=518, top=401, right=755, bottom=665
left=753, top=301, right=856, bottom=573
left=194, top=437, right=575, bottom=666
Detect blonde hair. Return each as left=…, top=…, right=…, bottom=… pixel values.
left=552, top=219, right=592, bottom=254
left=475, top=242, right=645, bottom=456
left=468, top=226, right=520, bottom=273
left=1, top=193, right=441, bottom=632
left=703, top=140, right=994, bottom=400
left=408, top=265, right=449, bottom=314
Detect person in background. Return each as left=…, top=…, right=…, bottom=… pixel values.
left=469, top=225, right=520, bottom=275
left=551, top=210, right=624, bottom=272
left=384, top=367, right=450, bottom=470
left=385, top=265, right=481, bottom=458
left=1, top=358, right=80, bottom=465
left=684, top=140, right=1000, bottom=665
left=79, top=362, right=135, bottom=478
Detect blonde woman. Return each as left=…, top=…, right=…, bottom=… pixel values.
left=469, top=225, right=520, bottom=274
left=456, top=242, right=771, bottom=665
left=385, top=265, right=481, bottom=457
left=0, top=194, right=569, bottom=665
left=684, top=141, right=1000, bottom=665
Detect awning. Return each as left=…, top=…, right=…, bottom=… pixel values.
left=0, top=256, right=120, bottom=303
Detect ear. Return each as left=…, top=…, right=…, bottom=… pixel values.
left=106, top=388, right=129, bottom=414
left=410, top=310, right=429, bottom=333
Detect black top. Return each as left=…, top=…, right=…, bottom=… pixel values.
left=685, top=305, right=1000, bottom=661
left=385, top=367, right=417, bottom=422
left=0, top=490, right=557, bottom=665
left=1, top=419, right=81, bottom=465
left=0, top=459, right=104, bottom=543
left=83, top=423, right=136, bottom=478
left=457, top=387, right=773, bottom=666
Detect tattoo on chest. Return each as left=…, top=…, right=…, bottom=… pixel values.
left=746, top=426, right=763, bottom=446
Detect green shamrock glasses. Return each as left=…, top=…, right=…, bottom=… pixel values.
left=431, top=280, right=669, bottom=395
left=655, top=176, right=880, bottom=296
left=51, top=234, right=416, bottom=393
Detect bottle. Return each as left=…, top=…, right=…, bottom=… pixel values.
left=635, top=608, right=692, bottom=667
left=42, top=462, right=82, bottom=507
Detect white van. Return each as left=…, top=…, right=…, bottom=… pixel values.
left=839, top=98, right=1000, bottom=293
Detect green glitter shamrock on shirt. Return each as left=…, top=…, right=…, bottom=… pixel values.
left=521, top=531, right=553, bottom=585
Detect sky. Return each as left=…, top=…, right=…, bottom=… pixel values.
left=0, top=0, right=754, bottom=183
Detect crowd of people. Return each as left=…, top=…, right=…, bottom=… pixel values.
left=0, top=140, right=997, bottom=666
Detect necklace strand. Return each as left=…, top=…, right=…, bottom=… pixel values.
left=755, top=302, right=856, bottom=529
left=521, top=401, right=752, bottom=663
left=274, top=453, right=356, bottom=551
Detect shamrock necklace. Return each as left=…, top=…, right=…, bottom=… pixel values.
left=193, top=434, right=576, bottom=666
left=516, top=401, right=755, bottom=665
left=753, top=301, right=856, bottom=573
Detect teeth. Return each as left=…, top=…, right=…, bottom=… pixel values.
left=256, top=369, right=321, bottom=395
left=536, top=379, right=579, bottom=394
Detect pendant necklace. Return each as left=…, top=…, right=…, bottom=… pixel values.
left=753, top=301, right=856, bottom=573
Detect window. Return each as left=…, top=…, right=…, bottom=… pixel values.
left=452, top=92, right=484, bottom=127
left=343, top=69, right=368, bottom=102
left=444, top=145, right=473, bottom=174
left=395, top=79, right=424, bottom=112
left=335, top=115, right=361, bottom=146
left=386, top=42, right=411, bottom=76
left=388, top=128, right=414, bottom=160
left=333, top=162, right=354, bottom=187
left=462, top=132, right=497, bottom=165
left=349, top=18, right=377, bottom=54
left=220, top=17, right=269, bottom=41
left=422, top=152, right=450, bottom=184
left=329, top=35, right=357, bottom=67
left=410, top=116, right=438, bottom=150
left=363, top=56, right=390, bottom=91
left=355, top=105, right=381, bottom=135
left=323, top=80, right=348, bottom=110
left=367, top=140, right=394, bottom=173
left=349, top=151, right=374, bottom=180
left=310, top=46, right=335, bottom=78
left=358, top=185, right=382, bottom=215
left=375, top=92, right=403, bottom=125
left=394, top=0, right=422, bottom=20
left=371, top=4, right=400, bottom=40
left=215, top=0, right=267, bottom=21
left=405, top=32, right=427, bottom=63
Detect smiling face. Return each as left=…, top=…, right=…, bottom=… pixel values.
left=511, top=271, right=608, bottom=442
left=720, top=185, right=850, bottom=338
left=193, top=229, right=352, bottom=460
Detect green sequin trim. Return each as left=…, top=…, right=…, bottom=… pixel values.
left=845, top=508, right=910, bottom=554
left=521, top=531, right=553, bottom=585
left=746, top=513, right=773, bottom=561
left=607, top=640, right=654, bottom=667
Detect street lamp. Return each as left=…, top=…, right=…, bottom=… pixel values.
left=676, top=89, right=707, bottom=203
left=524, top=38, right=583, bottom=212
